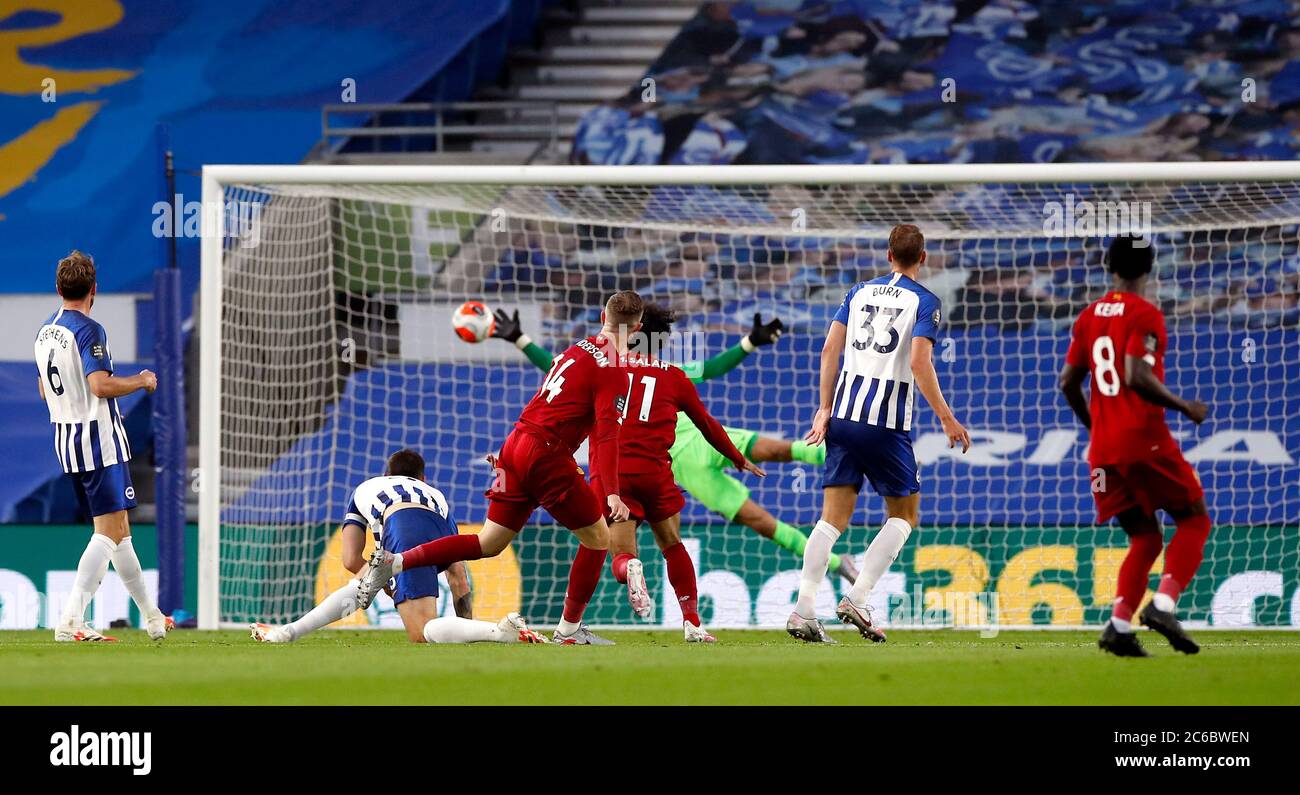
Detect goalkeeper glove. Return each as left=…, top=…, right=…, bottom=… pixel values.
left=746, top=313, right=785, bottom=347
left=491, top=308, right=523, bottom=343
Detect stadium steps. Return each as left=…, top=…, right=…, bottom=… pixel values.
left=470, top=0, right=688, bottom=153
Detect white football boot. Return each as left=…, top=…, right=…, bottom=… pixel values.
left=498, top=612, right=548, bottom=643
left=250, top=623, right=293, bottom=643
left=147, top=613, right=175, bottom=641
left=355, top=548, right=398, bottom=609
left=624, top=558, right=652, bottom=619
left=54, top=623, right=118, bottom=642
left=683, top=621, right=717, bottom=643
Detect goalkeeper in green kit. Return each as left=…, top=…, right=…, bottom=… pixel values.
left=491, top=306, right=860, bottom=584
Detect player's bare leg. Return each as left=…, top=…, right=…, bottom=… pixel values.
left=553, top=516, right=614, bottom=645
left=649, top=514, right=715, bottom=642
left=1100, top=508, right=1162, bottom=658
left=734, top=499, right=859, bottom=584
left=356, top=520, right=515, bottom=608
left=1139, top=500, right=1210, bottom=654
left=608, top=519, right=651, bottom=619
left=787, top=485, right=857, bottom=643
left=837, top=493, right=917, bottom=643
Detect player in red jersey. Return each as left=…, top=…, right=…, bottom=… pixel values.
left=1060, top=236, right=1211, bottom=657
left=356, top=291, right=644, bottom=644
left=591, top=303, right=767, bottom=642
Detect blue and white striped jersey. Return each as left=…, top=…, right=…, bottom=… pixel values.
left=34, top=308, right=132, bottom=473
left=830, top=272, right=942, bottom=432
left=342, top=475, right=456, bottom=540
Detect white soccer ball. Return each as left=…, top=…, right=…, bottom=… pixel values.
left=452, top=300, right=494, bottom=343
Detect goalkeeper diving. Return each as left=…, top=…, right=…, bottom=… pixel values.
left=490, top=306, right=860, bottom=588
left=250, top=449, right=546, bottom=645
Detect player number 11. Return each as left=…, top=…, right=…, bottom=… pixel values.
left=624, top=373, right=657, bottom=422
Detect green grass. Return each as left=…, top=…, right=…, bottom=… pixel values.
left=3, top=629, right=1298, bottom=706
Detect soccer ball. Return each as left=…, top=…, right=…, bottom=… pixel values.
left=452, top=300, right=494, bottom=343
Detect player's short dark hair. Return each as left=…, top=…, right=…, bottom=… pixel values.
left=1105, top=236, right=1155, bottom=280
left=56, top=250, right=96, bottom=300
left=888, top=224, right=925, bottom=266
left=605, top=290, right=645, bottom=327
left=637, top=302, right=676, bottom=336
left=385, top=449, right=425, bottom=478
left=629, top=302, right=676, bottom=358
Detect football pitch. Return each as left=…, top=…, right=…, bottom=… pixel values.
left=3, top=629, right=1299, bottom=706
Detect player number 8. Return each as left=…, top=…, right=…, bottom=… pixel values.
left=1091, top=336, right=1121, bottom=397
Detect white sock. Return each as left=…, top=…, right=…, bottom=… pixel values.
left=847, top=517, right=912, bottom=608
left=111, top=537, right=162, bottom=622
left=61, top=533, right=117, bottom=627
left=1111, top=616, right=1133, bottom=634
left=423, top=616, right=507, bottom=644
left=391, top=552, right=405, bottom=574
left=794, top=520, right=840, bottom=618
left=284, top=580, right=360, bottom=641
left=555, top=618, right=581, bottom=637
left=1152, top=592, right=1176, bottom=613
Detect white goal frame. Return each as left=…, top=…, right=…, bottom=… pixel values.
left=198, top=161, right=1300, bottom=630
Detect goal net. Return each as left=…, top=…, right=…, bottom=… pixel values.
left=199, top=163, right=1300, bottom=631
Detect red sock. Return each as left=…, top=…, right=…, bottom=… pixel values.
left=611, top=552, right=634, bottom=584
left=401, top=534, right=482, bottom=571
left=1113, top=531, right=1162, bottom=623
left=662, top=542, right=699, bottom=626
left=562, top=545, right=608, bottom=624
left=1158, top=513, right=1211, bottom=603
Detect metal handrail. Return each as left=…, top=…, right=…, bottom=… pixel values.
left=319, top=101, right=560, bottom=158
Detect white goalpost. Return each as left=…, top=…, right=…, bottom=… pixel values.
left=199, top=162, right=1300, bottom=632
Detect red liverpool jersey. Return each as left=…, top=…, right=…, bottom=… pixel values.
left=590, top=354, right=745, bottom=477
left=1065, top=291, right=1178, bottom=465
left=515, top=335, right=627, bottom=497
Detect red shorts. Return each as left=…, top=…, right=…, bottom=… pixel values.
left=485, top=429, right=604, bottom=531
left=1091, top=453, right=1205, bottom=523
left=590, top=467, right=685, bottom=524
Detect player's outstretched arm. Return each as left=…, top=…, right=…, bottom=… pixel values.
left=1058, top=363, right=1092, bottom=429
left=446, top=562, right=474, bottom=619
left=1124, top=355, right=1209, bottom=424
left=87, top=369, right=156, bottom=398
left=679, top=376, right=766, bottom=477
left=491, top=307, right=555, bottom=371
left=692, top=313, right=785, bottom=383
left=805, top=320, right=846, bottom=445
left=911, top=337, right=970, bottom=453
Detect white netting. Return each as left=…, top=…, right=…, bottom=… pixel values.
left=208, top=174, right=1300, bottom=630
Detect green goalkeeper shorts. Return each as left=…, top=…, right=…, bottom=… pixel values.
left=669, top=424, right=758, bottom=521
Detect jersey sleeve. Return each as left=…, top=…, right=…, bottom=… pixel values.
left=674, top=370, right=746, bottom=469
left=692, top=342, right=749, bottom=383
left=1124, top=304, right=1165, bottom=364
left=342, top=492, right=366, bottom=529
left=77, top=322, right=112, bottom=377
left=590, top=361, right=627, bottom=500
left=912, top=291, right=942, bottom=342
left=1065, top=312, right=1089, bottom=368
left=832, top=285, right=857, bottom=325
left=521, top=341, right=555, bottom=372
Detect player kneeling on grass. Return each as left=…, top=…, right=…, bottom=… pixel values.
left=791, top=225, right=970, bottom=644
left=35, top=251, right=172, bottom=643
left=589, top=303, right=766, bottom=642
left=356, top=292, right=647, bottom=645
left=252, top=449, right=545, bottom=645
left=1060, top=236, right=1211, bottom=658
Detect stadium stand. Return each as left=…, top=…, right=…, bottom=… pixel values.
left=0, top=0, right=557, bottom=522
